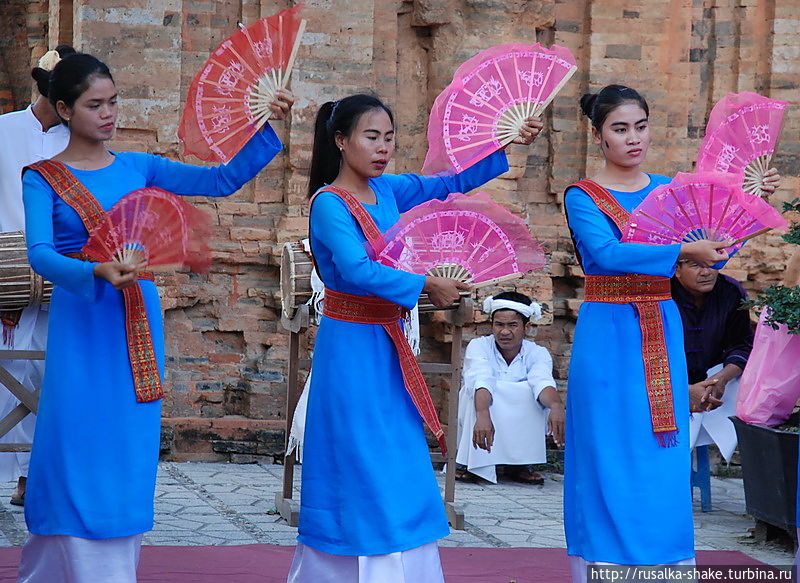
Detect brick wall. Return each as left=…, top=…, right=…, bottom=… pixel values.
left=2, top=0, right=798, bottom=460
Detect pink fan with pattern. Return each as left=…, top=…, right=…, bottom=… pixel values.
left=621, top=172, right=788, bottom=253
left=82, top=187, right=213, bottom=272
left=376, top=191, right=547, bottom=286
left=696, top=92, right=788, bottom=195
left=423, top=43, right=577, bottom=175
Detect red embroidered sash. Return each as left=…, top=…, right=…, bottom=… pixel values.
left=570, top=179, right=678, bottom=447
left=311, top=185, right=447, bottom=454
left=25, top=160, right=164, bottom=403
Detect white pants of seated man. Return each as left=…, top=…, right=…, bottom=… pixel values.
left=17, top=534, right=142, bottom=583
left=288, top=542, right=444, bottom=583
left=570, top=556, right=696, bottom=583
left=689, top=364, right=740, bottom=462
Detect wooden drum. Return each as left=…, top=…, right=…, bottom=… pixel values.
left=0, top=231, right=53, bottom=310
left=280, top=241, right=314, bottom=319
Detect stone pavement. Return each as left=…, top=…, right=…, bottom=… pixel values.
left=0, top=462, right=793, bottom=567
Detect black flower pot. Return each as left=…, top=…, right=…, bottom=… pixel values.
left=731, top=415, right=798, bottom=534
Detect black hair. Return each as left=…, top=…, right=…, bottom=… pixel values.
left=579, top=84, right=649, bottom=130
left=48, top=52, right=114, bottom=123
left=307, top=94, right=394, bottom=197
left=30, top=45, right=77, bottom=97
left=490, top=291, right=533, bottom=324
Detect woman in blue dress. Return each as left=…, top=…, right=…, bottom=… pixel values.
left=563, top=85, right=751, bottom=581
left=18, top=53, right=293, bottom=583
left=287, top=94, right=542, bottom=582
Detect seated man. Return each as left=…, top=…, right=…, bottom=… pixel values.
left=456, top=291, right=564, bottom=484
left=672, top=260, right=754, bottom=461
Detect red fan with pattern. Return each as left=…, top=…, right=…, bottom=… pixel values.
left=82, top=187, right=213, bottom=272
left=179, top=5, right=306, bottom=163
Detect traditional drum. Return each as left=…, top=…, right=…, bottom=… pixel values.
left=0, top=231, right=53, bottom=310
left=280, top=241, right=314, bottom=319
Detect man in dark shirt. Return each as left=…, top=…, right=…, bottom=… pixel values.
left=672, top=260, right=754, bottom=460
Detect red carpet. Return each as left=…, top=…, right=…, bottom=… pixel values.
left=0, top=545, right=771, bottom=582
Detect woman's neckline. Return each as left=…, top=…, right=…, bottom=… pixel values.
left=600, top=174, right=654, bottom=194
left=56, top=151, right=118, bottom=172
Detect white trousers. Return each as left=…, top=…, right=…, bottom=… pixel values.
left=570, top=556, right=696, bottom=582
left=287, top=542, right=445, bottom=583
left=17, top=533, right=142, bottom=583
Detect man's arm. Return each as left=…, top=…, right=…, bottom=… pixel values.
left=537, top=386, right=565, bottom=446
left=473, top=388, right=494, bottom=452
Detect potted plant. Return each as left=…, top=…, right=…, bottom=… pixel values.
left=731, top=197, right=800, bottom=539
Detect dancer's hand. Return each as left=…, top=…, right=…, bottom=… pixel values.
left=679, top=240, right=730, bottom=267
left=423, top=276, right=471, bottom=308
left=94, top=261, right=140, bottom=290
left=269, top=88, right=295, bottom=120
left=759, top=168, right=781, bottom=197
left=508, top=116, right=543, bottom=146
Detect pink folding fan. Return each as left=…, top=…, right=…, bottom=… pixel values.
left=423, top=43, right=577, bottom=175
left=377, top=191, right=547, bottom=286
left=696, top=92, right=788, bottom=195
left=621, top=172, right=787, bottom=253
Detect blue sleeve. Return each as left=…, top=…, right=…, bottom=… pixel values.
left=131, top=124, right=282, bottom=197
left=23, top=171, right=101, bottom=302
left=383, top=149, right=510, bottom=213
left=565, top=186, right=681, bottom=276
left=311, top=193, right=425, bottom=309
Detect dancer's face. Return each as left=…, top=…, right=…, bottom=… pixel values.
left=336, top=108, right=395, bottom=179
left=56, top=75, right=118, bottom=142
left=592, top=102, right=650, bottom=169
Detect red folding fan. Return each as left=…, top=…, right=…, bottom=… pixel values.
left=82, top=187, right=213, bottom=272
left=423, top=43, right=577, bottom=175
left=696, top=92, right=788, bottom=195
left=179, top=5, right=306, bottom=163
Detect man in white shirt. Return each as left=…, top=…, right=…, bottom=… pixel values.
left=0, top=45, right=73, bottom=504
left=456, top=291, right=565, bottom=484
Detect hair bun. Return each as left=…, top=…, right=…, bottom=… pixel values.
left=579, top=93, right=597, bottom=118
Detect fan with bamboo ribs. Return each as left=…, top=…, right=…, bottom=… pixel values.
left=423, top=43, right=577, bottom=175
left=179, top=4, right=307, bottom=163
left=82, top=187, right=213, bottom=273
left=621, top=172, right=788, bottom=253
left=376, top=191, right=547, bottom=286
left=696, top=92, right=788, bottom=195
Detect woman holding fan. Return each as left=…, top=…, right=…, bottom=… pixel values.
left=288, top=94, right=541, bottom=582
left=18, top=53, right=293, bottom=582
left=563, top=85, right=780, bottom=581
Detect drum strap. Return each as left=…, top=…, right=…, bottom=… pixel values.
left=308, top=185, right=447, bottom=454
left=24, top=160, right=163, bottom=403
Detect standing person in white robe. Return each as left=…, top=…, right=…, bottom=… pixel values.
left=456, top=291, right=565, bottom=484
left=0, top=46, right=74, bottom=505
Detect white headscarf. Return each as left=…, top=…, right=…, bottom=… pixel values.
left=482, top=296, right=542, bottom=321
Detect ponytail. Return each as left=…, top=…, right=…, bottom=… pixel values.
left=306, top=93, right=394, bottom=198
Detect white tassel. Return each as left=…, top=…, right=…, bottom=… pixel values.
left=404, top=303, right=421, bottom=356
left=286, top=371, right=311, bottom=462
